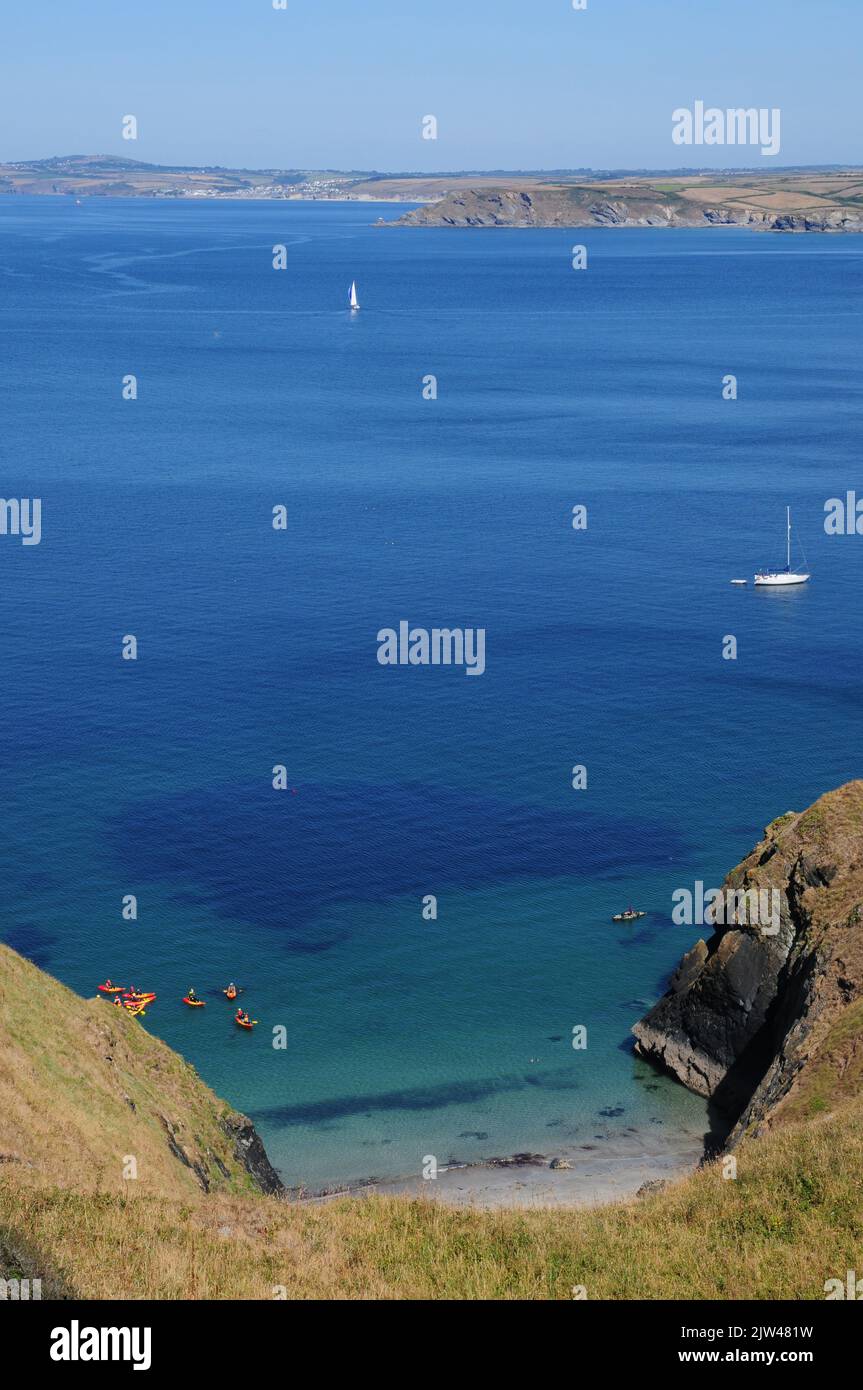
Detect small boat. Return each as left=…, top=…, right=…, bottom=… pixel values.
left=754, top=507, right=810, bottom=587
left=612, top=907, right=646, bottom=922
left=223, top=985, right=240, bottom=1001
left=349, top=280, right=360, bottom=311
left=235, top=1016, right=258, bottom=1030
left=97, top=982, right=125, bottom=994
left=183, top=996, right=205, bottom=1008
left=730, top=579, right=747, bottom=586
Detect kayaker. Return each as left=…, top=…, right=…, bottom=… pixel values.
left=187, top=987, right=199, bottom=1003
left=227, top=982, right=237, bottom=996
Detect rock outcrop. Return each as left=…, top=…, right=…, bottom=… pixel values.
left=388, top=185, right=863, bottom=233
left=223, top=1113, right=284, bottom=1195
left=632, top=782, right=863, bottom=1147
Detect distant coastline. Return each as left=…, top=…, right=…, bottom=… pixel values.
left=2, top=156, right=863, bottom=233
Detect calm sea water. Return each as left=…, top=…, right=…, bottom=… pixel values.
left=2, top=196, right=862, bottom=1186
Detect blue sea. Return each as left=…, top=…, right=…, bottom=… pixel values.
left=2, top=195, right=862, bottom=1187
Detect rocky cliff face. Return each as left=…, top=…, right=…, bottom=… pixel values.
left=388, top=186, right=688, bottom=229
left=632, top=782, right=863, bottom=1147
left=222, top=1113, right=284, bottom=1195
left=388, top=186, right=863, bottom=233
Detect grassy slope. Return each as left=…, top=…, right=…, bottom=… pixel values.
left=2, top=1097, right=861, bottom=1299
left=2, top=942, right=861, bottom=1299
left=0, top=943, right=261, bottom=1200
left=777, top=1000, right=863, bottom=1126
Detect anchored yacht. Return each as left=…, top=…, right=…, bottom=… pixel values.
left=754, top=507, right=810, bottom=587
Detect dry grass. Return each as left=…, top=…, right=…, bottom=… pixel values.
left=0, top=944, right=259, bottom=1199
left=3, top=940, right=861, bottom=1300
left=3, top=1097, right=862, bottom=1300
left=779, top=999, right=863, bottom=1126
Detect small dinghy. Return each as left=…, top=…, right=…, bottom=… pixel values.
left=612, top=907, right=646, bottom=922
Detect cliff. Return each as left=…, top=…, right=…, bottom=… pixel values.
left=633, top=781, right=863, bottom=1147
left=387, top=183, right=863, bottom=233
left=0, top=942, right=282, bottom=1197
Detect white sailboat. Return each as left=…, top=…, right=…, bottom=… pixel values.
left=349, top=280, right=360, bottom=311
left=754, top=507, right=810, bottom=587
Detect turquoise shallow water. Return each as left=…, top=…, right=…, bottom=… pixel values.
left=2, top=196, right=862, bottom=1184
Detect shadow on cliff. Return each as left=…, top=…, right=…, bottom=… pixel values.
left=702, top=1031, right=776, bottom=1156
left=705, top=935, right=820, bottom=1156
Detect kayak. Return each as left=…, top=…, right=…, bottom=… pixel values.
left=125, top=1003, right=147, bottom=1017
left=223, top=988, right=238, bottom=1000
left=235, top=1018, right=258, bottom=1030
left=124, top=992, right=156, bottom=1003
left=183, top=997, right=205, bottom=1007
left=98, top=984, right=125, bottom=994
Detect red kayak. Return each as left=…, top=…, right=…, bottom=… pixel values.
left=183, top=997, right=205, bottom=1007
left=98, top=983, right=125, bottom=994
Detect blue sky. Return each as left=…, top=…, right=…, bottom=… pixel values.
left=1, top=0, right=859, bottom=170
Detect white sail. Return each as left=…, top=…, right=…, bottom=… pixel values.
left=349, top=280, right=360, bottom=310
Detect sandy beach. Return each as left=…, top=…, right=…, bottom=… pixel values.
left=299, top=1120, right=707, bottom=1210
